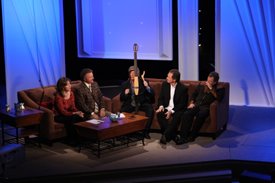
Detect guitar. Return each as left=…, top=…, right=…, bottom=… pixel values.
left=133, top=43, right=139, bottom=95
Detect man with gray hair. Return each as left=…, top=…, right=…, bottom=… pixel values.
left=75, top=68, right=107, bottom=119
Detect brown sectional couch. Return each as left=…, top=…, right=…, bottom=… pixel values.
left=112, top=78, right=230, bottom=138
left=17, top=78, right=229, bottom=143
left=17, top=81, right=112, bottom=143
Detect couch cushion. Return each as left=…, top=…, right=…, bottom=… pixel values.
left=26, top=88, right=44, bottom=103
left=40, top=100, right=54, bottom=110
left=25, top=86, right=56, bottom=103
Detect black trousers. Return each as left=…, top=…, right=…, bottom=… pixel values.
left=121, top=103, right=154, bottom=134
left=179, top=106, right=210, bottom=138
left=54, top=115, right=84, bottom=141
left=157, top=109, right=184, bottom=140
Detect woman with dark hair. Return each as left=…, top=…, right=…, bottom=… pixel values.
left=54, top=77, right=84, bottom=145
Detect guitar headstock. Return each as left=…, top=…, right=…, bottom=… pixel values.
left=133, top=43, right=138, bottom=52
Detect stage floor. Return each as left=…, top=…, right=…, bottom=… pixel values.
left=2, top=105, right=275, bottom=182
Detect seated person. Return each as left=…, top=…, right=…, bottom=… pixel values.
left=176, top=71, right=225, bottom=145
left=120, top=66, right=155, bottom=139
left=75, top=68, right=107, bottom=119
left=156, top=69, right=188, bottom=144
left=54, top=77, right=84, bottom=145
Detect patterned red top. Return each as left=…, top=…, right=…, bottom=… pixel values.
left=54, top=91, right=78, bottom=116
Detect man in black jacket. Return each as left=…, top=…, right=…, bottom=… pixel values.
left=156, top=69, right=188, bottom=144
left=120, top=66, right=155, bottom=139
left=176, top=71, right=225, bottom=145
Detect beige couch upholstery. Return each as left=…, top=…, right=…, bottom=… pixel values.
left=17, top=81, right=112, bottom=143
left=111, top=78, right=230, bottom=138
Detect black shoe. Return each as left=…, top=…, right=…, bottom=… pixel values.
left=172, top=135, right=180, bottom=144
left=176, top=137, right=188, bottom=145
left=187, top=136, right=196, bottom=142
left=144, top=134, right=151, bottom=139
left=160, top=135, right=167, bottom=144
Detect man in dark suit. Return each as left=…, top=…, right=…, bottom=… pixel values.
left=75, top=68, right=107, bottom=119
left=120, top=66, right=155, bottom=139
left=156, top=69, right=188, bottom=144
left=176, top=71, right=225, bottom=145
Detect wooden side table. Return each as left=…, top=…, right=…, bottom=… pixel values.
left=0, top=108, right=44, bottom=146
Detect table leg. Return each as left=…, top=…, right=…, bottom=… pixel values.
left=38, top=124, right=41, bottom=148
left=142, top=138, right=145, bottom=146
left=1, top=121, right=5, bottom=145
left=16, top=128, right=19, bottom=144
left=97, top=140, right=101, bottom=158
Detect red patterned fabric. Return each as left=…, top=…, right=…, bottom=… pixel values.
left=54, top=92, right=78, bottom=116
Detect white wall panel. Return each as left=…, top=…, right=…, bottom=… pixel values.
left=216, top=0, right=275, bottom=107
left=2, top=0, right=65, bottom=105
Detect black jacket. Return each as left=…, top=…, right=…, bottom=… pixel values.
left=157, top=81, right=188, bottom=113
left=120, top=77, right=155, bottom=108
left=191, top=84, right=225, bottom=108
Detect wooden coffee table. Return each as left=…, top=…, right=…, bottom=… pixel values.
left=75, top=112, right=148, bottom=157
left=0, top=108, right=44, bottom=146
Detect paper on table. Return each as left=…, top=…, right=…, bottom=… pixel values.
left=86, top=119, right=104, bottom=124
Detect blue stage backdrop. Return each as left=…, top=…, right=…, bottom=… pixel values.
left=4, top=0, right=274, bottom=107
left=2, top=0, right=65, bottom=106
left=216, top=0, right=275, bottom=107
left=75, top=0, right=173, bottom=60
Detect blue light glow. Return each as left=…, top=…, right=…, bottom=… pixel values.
left=75, top=0, right=173, bottom=60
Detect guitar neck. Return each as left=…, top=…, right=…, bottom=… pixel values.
left=134, top=52, right=138, bottom=75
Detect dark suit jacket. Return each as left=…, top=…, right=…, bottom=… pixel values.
left=157, top=81, right=188, bottom=113
left=120, top=77, right=155, bottom=110
left=191, top=84, right=225, bottom=108
left=74, top=82, right=105, bottom=115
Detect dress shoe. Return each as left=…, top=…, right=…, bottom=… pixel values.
left=187, top=136, right=196, bottom=142
left=144, top=134, right=151, bottom=139
left=160, top=135, right=167, bottom=144
left=176, top=137, right=188, bottom=145
left=172, top=135, right=180, bottom=144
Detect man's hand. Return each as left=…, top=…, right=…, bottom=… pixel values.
left=100, top=108, right=106, bottom=117
left=165, top=110, right=172, bottom=119
left=125, top=88, right=130, bottom=94
left=156, top=106, right=164, bottom=113
left=188, top=103, right=195, bottom=109
left=143, top=80, right=149, bottom=88
left=91, top=113, right=100, bottom=119
left=205, top=81, right=212, bottom=90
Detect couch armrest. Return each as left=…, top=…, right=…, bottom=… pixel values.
left=209, top=100, right=218, bottom=130
left=103, top=96, right=112, bottom=112
left=18, top=90, right=56, bottom=139
left=39, top=109, right=56, bottom=138
left=209, top=87, right=229, bottom=132
left=111, top=94, right=121, bottom=113
left=17, top=91, right=40, bottom=109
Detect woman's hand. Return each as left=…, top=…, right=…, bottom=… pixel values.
left=74, top=111, right=84, bottom=118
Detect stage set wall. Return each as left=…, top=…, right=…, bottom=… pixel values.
left=1, top=0, right=274, bottom=107
left=216, top=0, right=275, bottom=107
left=2, top=0, right=65, bottom=106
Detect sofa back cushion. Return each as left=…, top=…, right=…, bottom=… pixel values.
left=146, top=78, right=229, bottom=105
left=25, top=86, right=56, bottom=104
left=22, top=80, right=82, bottom=110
